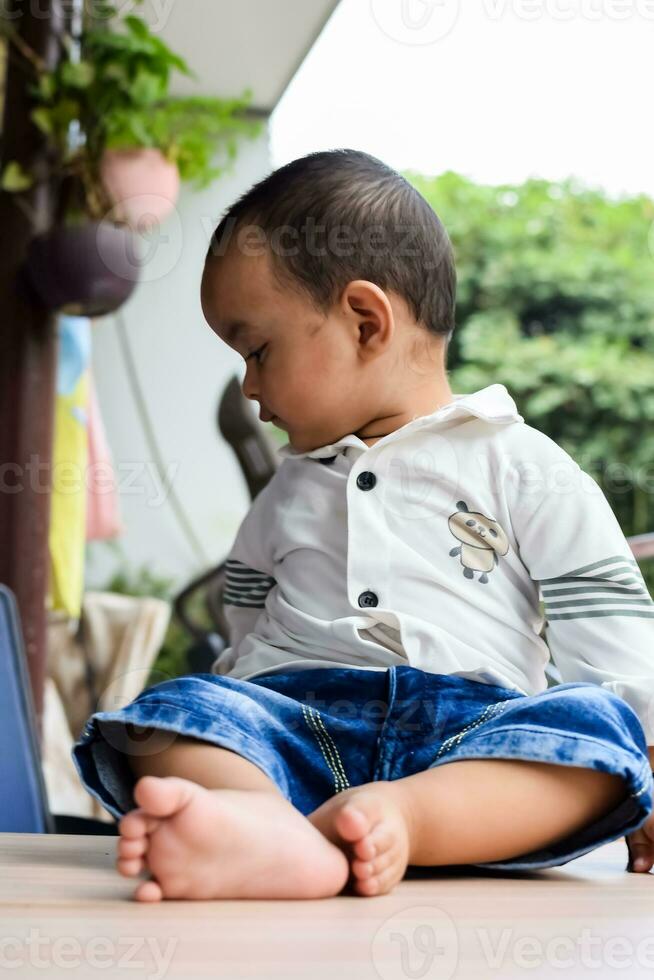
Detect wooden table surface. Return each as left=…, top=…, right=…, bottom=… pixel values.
left=0, top=833, right=652, bottom=979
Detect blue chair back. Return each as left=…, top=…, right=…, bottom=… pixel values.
left=0, top=584, right=54, bottom=833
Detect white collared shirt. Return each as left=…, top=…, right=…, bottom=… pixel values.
left=211, top=383, right=654, bottom=744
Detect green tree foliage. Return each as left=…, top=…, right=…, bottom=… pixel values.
left=406, top=171, right=654, bottom=580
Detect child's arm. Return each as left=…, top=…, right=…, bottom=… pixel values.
left=508, top=427, right=654, bottom=757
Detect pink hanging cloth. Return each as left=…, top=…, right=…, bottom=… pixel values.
left=85, top=370, right=124, bottom=541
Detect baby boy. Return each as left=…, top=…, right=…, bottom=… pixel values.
left=74, top=149, right=654, bottom=901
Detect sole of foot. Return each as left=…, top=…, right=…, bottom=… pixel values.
left=116, top=775, right=351, bottom=901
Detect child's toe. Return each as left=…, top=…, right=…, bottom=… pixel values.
left=351, top=858, right=373, bottom=879
left=354, top=874, right=380, bottom=896
left=333, top=802, right=371, bottom=842
left=119, top=808, right=160, bottom=838
left=354, top=862, right=399, bottom=897
left=351, top=846, right=396, bottom=881
left=118, top=837, right=147, bottom=859
left=372, top=847, right=399, bottom=877
left=117, top=856, right=145, bottom=877
left=353, top=835, right=377, bottom=861
left=133, top=774, right=196, bottom=818
left=133, top=879, right=163, bottom=902
left=374, top=863, right=402, bottom=894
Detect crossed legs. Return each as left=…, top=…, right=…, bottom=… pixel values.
left=116, top=727, right=628, bottom=899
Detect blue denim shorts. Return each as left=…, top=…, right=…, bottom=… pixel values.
left=71, top=664, right=653, bottom=872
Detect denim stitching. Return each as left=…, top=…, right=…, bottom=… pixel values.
left=309, top=715, right=346, bottom=792
left=433, top=699, right=514, bottom=762
left=312, top=711, right=350, bottom=790
left=302, top=704, right=350, bottom=792
left=302, top=706, right=340, bottom=789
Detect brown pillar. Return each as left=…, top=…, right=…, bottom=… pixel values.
left=0, top=2, right=71, bottom=743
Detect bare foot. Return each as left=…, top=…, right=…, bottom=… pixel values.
left=307, top=781, right=413, bottom=897
left=116, top=775, right=350, bottom=901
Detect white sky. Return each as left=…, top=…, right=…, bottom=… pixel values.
left=270, top=0, right=654, bottom=200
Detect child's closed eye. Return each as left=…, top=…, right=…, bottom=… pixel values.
left=247, top=344, right=267, bottom=364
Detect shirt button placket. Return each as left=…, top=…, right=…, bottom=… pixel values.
left=354, top=468, right=379, bottom=608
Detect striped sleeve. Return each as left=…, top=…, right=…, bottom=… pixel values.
left=211, top=481, right=278, bottom=675
left=223, top=559, right=276, bottom=609
left=510, top=427, right=654, bottom=745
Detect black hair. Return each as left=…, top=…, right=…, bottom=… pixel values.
left=205, top=148, right=456, bottom=348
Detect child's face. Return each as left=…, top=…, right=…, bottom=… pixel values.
left=201, top=244, right=407, bottom=453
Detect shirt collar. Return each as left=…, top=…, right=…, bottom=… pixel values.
left=276, top=384, right=523, bottom=461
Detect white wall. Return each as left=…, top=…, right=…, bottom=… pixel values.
left=85, top=127, right=273, bottom=595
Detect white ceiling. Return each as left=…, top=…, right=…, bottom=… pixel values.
left=140, top=0, right=341, bottom=114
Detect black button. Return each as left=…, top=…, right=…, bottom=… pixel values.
left=358, top=590, right=378, bottom=608
left=318, top=455, right=337, bottom=465
left=356, top=470, right=377, bottom=491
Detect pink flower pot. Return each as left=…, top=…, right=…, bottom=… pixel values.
left=99, top=148, right=180, bottom=231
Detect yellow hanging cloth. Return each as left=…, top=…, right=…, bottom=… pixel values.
left=47, top=315, right=91, bottom=619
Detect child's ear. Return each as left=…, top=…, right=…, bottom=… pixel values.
left=341, top=279, right=394, bottom=353
left=341, top=280, right=393, bottom=331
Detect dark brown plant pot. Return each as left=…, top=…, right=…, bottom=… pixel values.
left=21, top=221, right=141, bottom=318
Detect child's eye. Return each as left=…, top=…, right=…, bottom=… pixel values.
left=247, top=344, right=267, bottom=364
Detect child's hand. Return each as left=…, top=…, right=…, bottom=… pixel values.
left=626, top=814, right=654, bottom=873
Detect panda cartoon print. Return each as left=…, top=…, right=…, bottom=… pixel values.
left=448, top=499, right=509, bottom=583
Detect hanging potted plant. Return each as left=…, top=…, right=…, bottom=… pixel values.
left=0, top=0, right=262, bottom=317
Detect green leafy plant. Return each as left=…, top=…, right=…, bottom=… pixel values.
left=0, top=0, right=262, bottom=222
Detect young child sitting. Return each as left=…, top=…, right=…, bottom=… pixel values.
left=72, top=148, right=654, bottom=902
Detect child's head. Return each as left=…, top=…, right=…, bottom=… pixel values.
left=201, top=148, right=456, bottom=452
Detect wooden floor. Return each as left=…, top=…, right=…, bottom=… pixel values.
left=0, top=833, right=652, bottom=979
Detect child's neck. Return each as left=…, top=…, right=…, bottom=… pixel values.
left=356, top=377, right=454, bottom=446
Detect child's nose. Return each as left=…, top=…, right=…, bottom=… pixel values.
left=241, top=366, right=259, bottom=403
